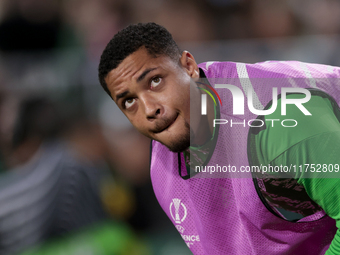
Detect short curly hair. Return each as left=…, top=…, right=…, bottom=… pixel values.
left=98, top=22, right=181, bottom=98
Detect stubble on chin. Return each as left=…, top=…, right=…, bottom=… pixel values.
left=166, top=120, right=191, bottom=153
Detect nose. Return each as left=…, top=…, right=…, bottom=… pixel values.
left=140, top=93, right=162, bottom=120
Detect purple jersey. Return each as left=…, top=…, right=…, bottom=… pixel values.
left=150, top=61, right=340, bottom=254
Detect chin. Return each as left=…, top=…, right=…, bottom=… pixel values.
left=156, top=119, right=191, bottom=152
left=156, top=134, right=190, bottom=152
left=167, top=139, right=190, bottom=153
left=165, top=131, right=191, bottom=153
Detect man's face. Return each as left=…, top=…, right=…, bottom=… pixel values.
left=105, top=47, right=200, bottom=152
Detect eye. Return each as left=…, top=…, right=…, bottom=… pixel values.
left=151, top=77, right=162, bottom=88
left=124, top=98, right=136, bottom=109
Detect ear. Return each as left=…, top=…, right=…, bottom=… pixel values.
left=179, top=51, right=200, bottom=80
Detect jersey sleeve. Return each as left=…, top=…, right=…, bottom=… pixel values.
left=270, top=130, right=340, bottom=255
left=253, top=91, right=340, bottom=254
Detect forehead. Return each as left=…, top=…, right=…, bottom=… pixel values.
left=105, top=48, right=176, bottom=99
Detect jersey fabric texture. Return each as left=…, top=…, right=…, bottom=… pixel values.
left=150, top=60, right=340, bottom=254
left=250, top=92, right=340, bottom=254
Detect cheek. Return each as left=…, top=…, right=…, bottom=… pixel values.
left=128, top=117, right=148, bottom=136
left=179, top=94, right=190, bottom=117
left=133, top=124, right=152, bottom=139
left=179, top=83, right=191, bottom=116
left=170, top=79, right=191, bottom=109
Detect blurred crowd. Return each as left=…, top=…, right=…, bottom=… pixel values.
left=0, top=0, right=339, bottom=254
left=1, top=0, right=340, bottom=55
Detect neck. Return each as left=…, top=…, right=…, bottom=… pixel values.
left=191, top=83, right=215, bottom=147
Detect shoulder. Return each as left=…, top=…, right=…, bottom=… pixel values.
left=198, top=60, right=340, bottom=79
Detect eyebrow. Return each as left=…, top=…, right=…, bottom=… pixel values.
left=137, top=67, right=158, bottom=82
left=115, top=67, right=158, bottom=102
left=116, top=91, right=129, bottom=102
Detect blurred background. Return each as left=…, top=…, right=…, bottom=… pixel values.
left=0, top=0, right=339, bottom=254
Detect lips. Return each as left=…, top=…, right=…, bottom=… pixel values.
left=153, top=113, right=178, bottom=134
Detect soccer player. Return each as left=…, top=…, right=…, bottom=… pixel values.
left=98, top=22, right=340, bottom=254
